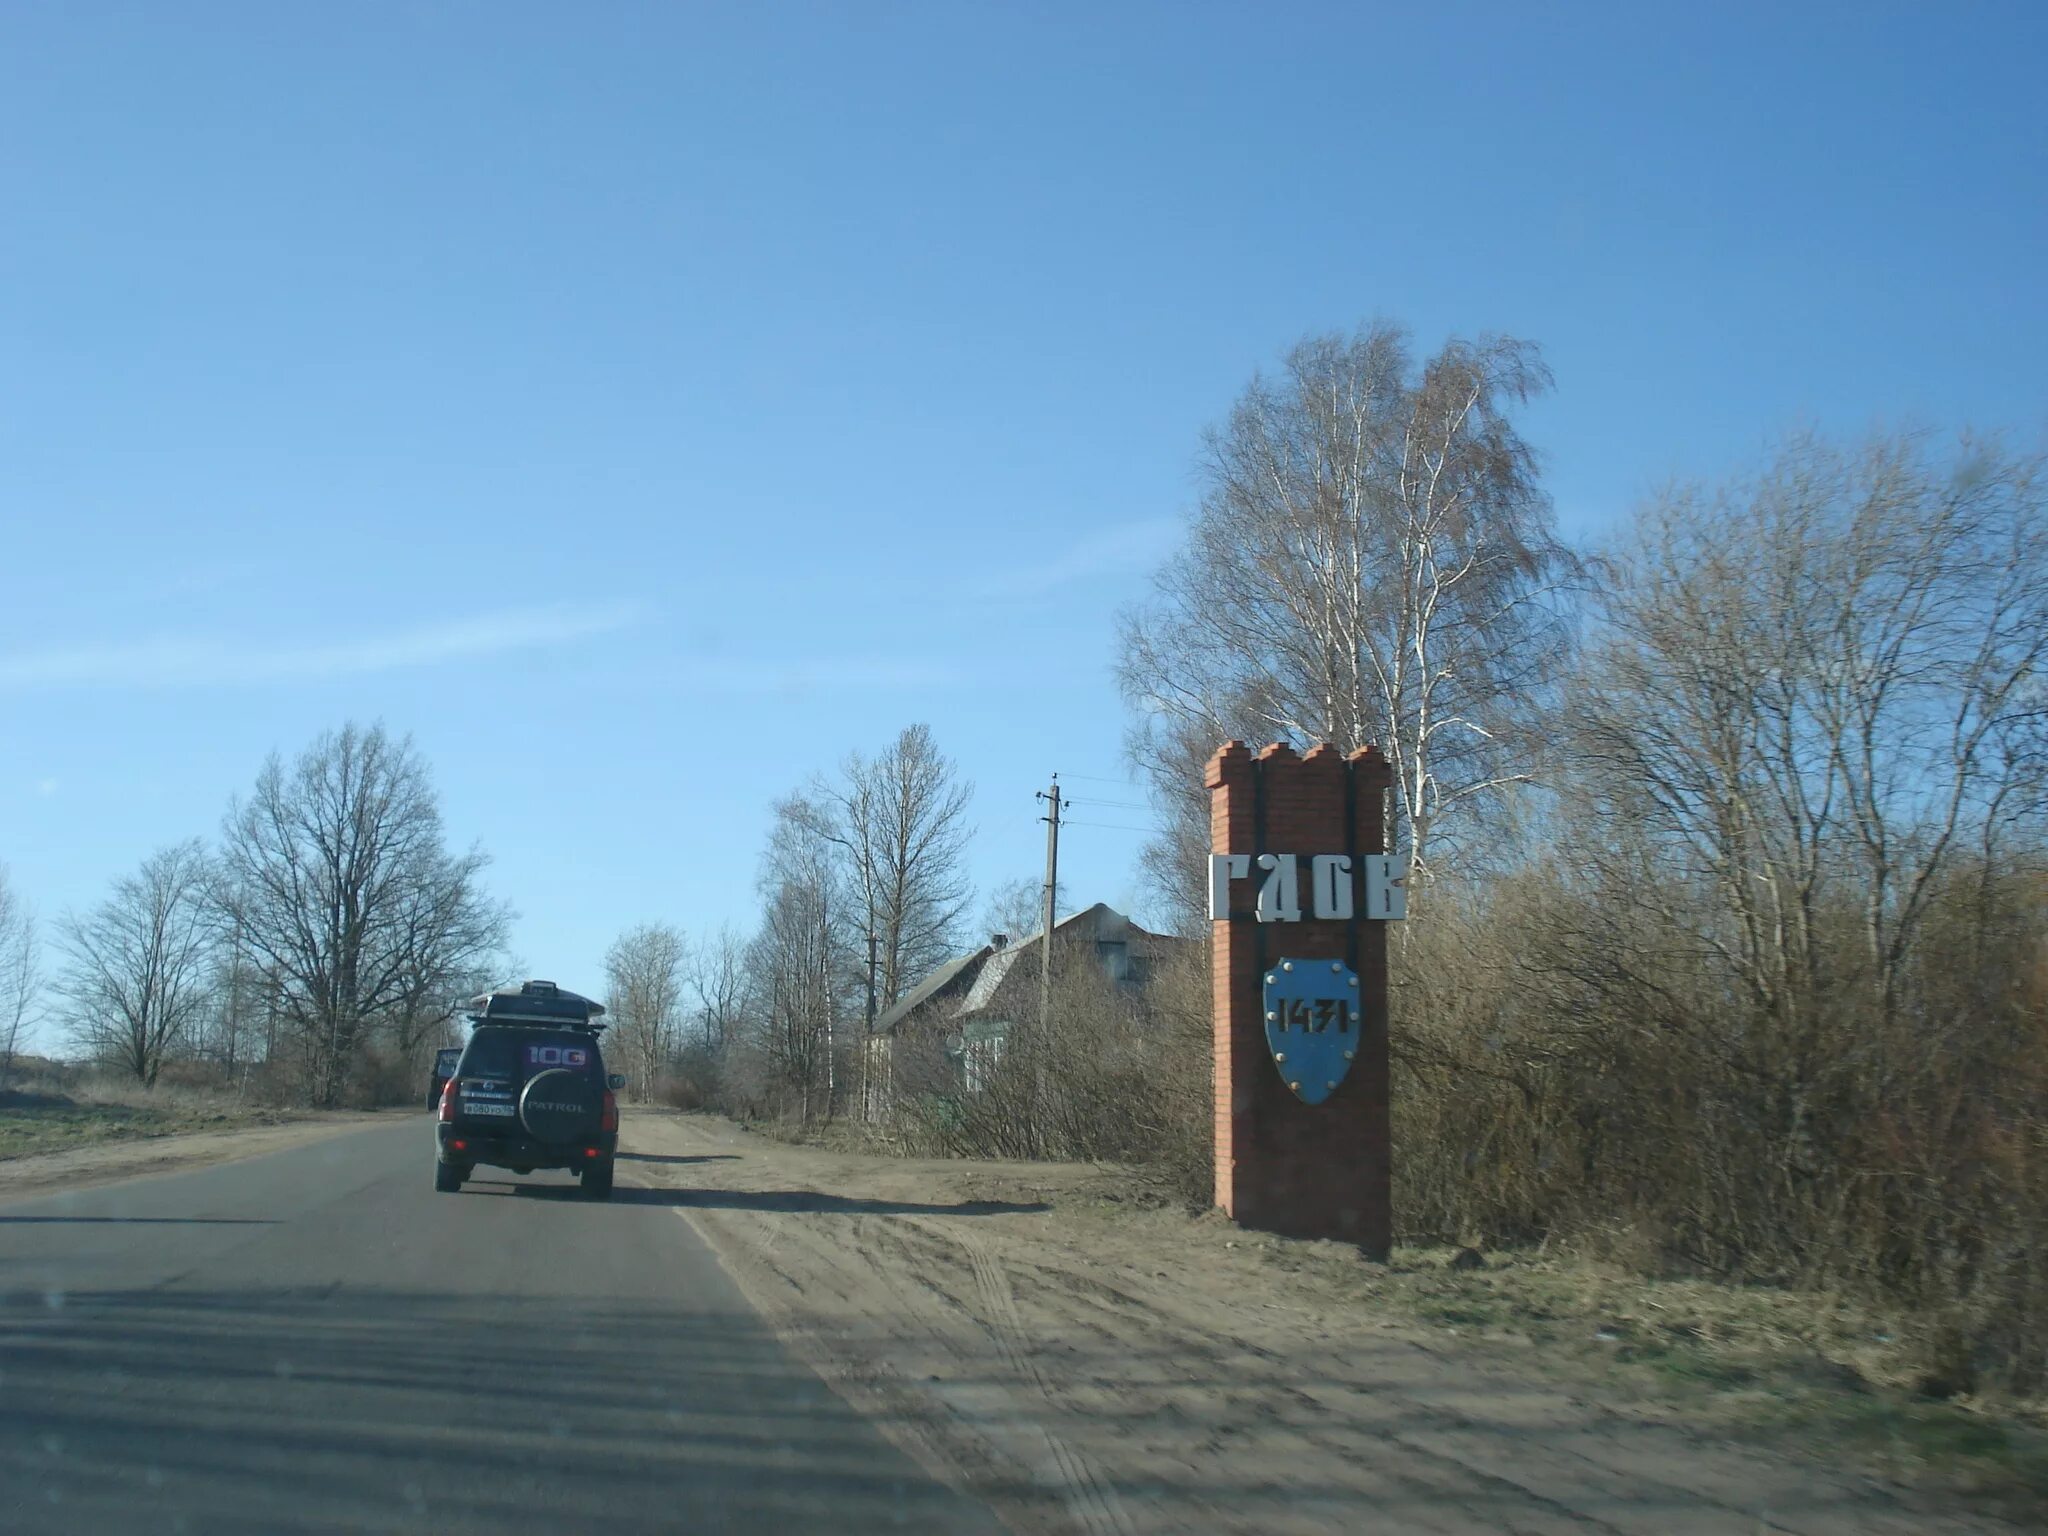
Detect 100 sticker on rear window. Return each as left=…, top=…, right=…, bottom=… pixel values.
left=523, top=1043, right=589, bottom=1070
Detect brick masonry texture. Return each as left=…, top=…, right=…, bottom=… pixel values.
left=1206, top=739, right=1392, bottom=1258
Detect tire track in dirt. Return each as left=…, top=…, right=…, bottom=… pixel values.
left=663, top=1198, right=1115, bottom=1535
left=624, top=1114, right=2027, bottom=1536
left=913, top=1216, right=1634, bottom=1535
left=659, top=1203, right=1037, bottom=1523
left=966, top=1235, right=1859, bottom=1535
left=699, top=1199, right=1138, bottom=1536
left=953, top=1226, right=1140, bottom=1536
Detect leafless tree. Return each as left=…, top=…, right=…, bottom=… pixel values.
left=688, top=923, right=751, bottom=1059
left=1574, top=429, right=2047, bottom=1033
left=189, top=934, right=259, bottom=1079
left=979, top=874, right=1069, bottom=946
left=1421, top=427, right=2048, bottom=1386
left=605, top=922, right=688, bottom=1099
left=0, top=865, right=41, bottom=1090
left=807, top=724, right=973, bottom=1013
left=892, top=941, right=1211, bottom=1172
left=378, top=856, right=512, bottom=1074
left=217, top=723, right=507, bottom=1107
left=749, top=795, right=854, bottom=1125
left=57, top=841, right=215, bottom=1086
left=1119, top=322, right=1580, bottom=902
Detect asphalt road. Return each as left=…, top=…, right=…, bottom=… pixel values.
left=0, top=1117, right=1006, bottom=1535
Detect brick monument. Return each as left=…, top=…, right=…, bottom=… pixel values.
left=1206, top=740, right=1401, bottom=1258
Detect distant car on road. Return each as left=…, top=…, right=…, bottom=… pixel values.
left=426, top=1046, right=463, bottom=1110
left=434, top=980, right=624, bottom=1199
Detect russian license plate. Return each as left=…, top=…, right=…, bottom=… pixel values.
left=464, top=1101, right=515, bottom=1117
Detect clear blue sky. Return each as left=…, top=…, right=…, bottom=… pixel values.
left=3, top=3, right=2043, bottom=1040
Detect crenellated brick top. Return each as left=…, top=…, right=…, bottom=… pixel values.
left=1203, top=739, right=1254, bottom=789
left=1206, top=739, right=1389, bottom=790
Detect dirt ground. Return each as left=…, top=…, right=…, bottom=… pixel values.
left=618, top=1109, right=2039, bottom=1536
left=0, top=1111, right=387, bottom=1202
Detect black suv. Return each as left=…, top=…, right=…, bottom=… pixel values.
left=434, top=980, right=624, bottom=1198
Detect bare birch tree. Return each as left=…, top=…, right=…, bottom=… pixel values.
left=688, top=923, right=751, bottom=1059
left=604, top=922, right=688, bottom=1099
left=0, top=865, right=40, bottom=1089
left=750, top=795, right=853, bottom=1124
left=808, top=724, right=973, bottom=1011
left=191, top=937, right=258, bottom=1077
left=58, top=841, right=215, bottom=1086
left=217, top=723, right=507, bottom=1106
left=1120, top=322, right=1579, bottom=901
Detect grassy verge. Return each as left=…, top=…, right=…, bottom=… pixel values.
left=1271, top=1238, right=2048, bottom=1520
left=1048, top=1172, right=2048, bottom=1517
left=727, top=1112, right=875, bottom=1155
left=0, top=1087, right=302, bottom=1161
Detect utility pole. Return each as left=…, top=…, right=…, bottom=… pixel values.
left=1034, top=775, right=1062, bottom=1146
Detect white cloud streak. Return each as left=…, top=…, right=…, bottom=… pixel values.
left=661, top=655, right=967, bottom=693
left=973, top=516, right=1181, bottom=599
left=0, top=605, right=646, bottom=690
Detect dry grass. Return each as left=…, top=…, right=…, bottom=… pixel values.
left=956, top=1158, right=2048, bottom=1517
left=0, top=1073, right=303, bottom=1162
left=1267, top=1239, right=2048, bottom=1517
left=874, top=941, right=1215, bottom=1183
left=1385, top=860, right=2048, bottom=1399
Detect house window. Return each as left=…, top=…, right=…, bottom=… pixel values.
left=962, top=1032, right=1007, bottom=1094
left=1096, top=939, right=1129, bottom=981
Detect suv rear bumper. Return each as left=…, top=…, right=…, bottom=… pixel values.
left=438, top=1124, right=616, bottom=1171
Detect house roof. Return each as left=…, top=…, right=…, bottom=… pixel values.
left=875, top=904, right=1185, bottom=1040
left=954, top=904, right=1174, bottom=1016
left=957, top=943, right=1029, bottom=1017
left=872, top=944, right=992, bottom=1037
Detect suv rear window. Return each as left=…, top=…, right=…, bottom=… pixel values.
left=458, top=1028, right=603, bottom=1081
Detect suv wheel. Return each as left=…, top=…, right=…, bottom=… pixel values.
left=433, top=1160, right=466, bottom=1194
left=582, top=1158, right=615, bottom=1200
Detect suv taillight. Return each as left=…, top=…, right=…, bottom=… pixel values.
left=600, top=1089, right=618, bottom=1133
left=438, top=1076, right=458, bottom=1123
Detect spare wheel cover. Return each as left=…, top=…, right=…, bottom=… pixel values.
left=519, top=1068, right=600, bottom=1143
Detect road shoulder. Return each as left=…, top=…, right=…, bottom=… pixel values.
left=618, top=1109, right=2038, bottom=1536
left=0, top=1111, right=393, bottom=1204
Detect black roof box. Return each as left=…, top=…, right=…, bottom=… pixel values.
left=465, top=979, right=607, bottom=1028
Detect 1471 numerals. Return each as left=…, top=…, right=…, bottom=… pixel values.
left=1272, top=997, right=1353, bottom=1033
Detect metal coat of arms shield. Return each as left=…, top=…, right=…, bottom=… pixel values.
left=1262, top=958, right=1361, bottom=1105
